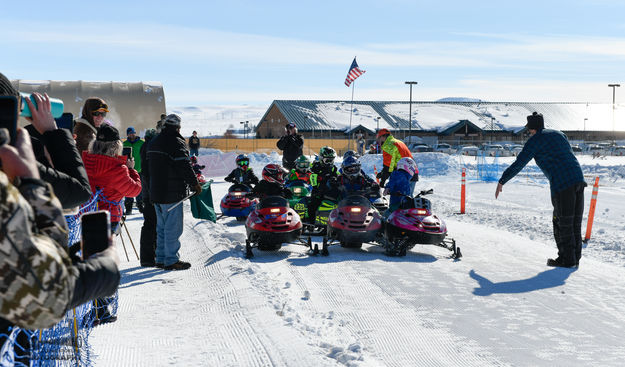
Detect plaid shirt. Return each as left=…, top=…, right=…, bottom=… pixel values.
left=499, top=129, right=585, bottom=196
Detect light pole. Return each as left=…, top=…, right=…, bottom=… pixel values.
left=584, top=118, right=588, bottom=143
left=376, top=116, right=380, bottom=132
left=405, top=81, right=418, bottom=142
left=240, top=120, right=249, bottom=139
left=490, top=117, right=495, bottom=144
left=608, top=84, right=620, bottom=142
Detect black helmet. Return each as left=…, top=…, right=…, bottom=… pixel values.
left=341, top=156, right=361, bottom=178
left=236, top=154, right=249, bottom=168
left=262, top=164, right=288, bottom=184
left=319, top=146, right=336, bottom=165
left=342, top=150, right=359, bottom=160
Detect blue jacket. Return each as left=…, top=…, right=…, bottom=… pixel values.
left=386, top=169, right=412, bottom=207
left=499, top=129, right=585, bottom=196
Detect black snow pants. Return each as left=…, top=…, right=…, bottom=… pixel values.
left=551, top=182, right=586, bottom=265
left=140, top=200, right=157, bottom=265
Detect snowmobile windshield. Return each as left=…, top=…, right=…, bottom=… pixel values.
left=229, top=183, right=251, bottom=192
left=258, top=196, right=289, bottom=209
left=339, top=195, right=372, bottom=209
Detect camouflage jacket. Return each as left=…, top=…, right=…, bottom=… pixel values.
left=0, top=172, right=78, bottom=329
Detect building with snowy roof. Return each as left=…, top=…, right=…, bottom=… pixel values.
left=256, top=100, right=625, bottom=143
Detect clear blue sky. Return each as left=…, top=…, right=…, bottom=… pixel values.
left=2, top=0, right=625, bottom=107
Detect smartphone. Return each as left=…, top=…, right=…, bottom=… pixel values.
left=19, top=92, right=64, bottom=119
left=0, top=96, right=18, bottom=145
left=81, top=211, right=111, bottom=259
left=55, top=112, right=74, bottom=132
left=122, top=146, right=132, bottom=159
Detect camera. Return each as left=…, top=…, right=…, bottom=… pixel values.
left=122, top=146, right=132, bottom=159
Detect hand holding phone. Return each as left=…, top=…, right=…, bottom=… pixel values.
left=24, top=93, right=58, bottom=134
left=81, top=211, right=111, bottom=259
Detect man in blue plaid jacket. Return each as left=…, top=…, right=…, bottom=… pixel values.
left=496, top=112, right=586, bottom=268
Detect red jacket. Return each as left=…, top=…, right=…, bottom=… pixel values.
left=82, top=151, right=142, bottom=222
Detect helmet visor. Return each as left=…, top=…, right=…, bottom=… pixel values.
left=344, top=165, right=360, bottom=176
left=321, top=157, right=334, bottom=164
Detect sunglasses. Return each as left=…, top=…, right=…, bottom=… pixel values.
left=92, top=111, right=107, bottom=117
left=237, top=160, right=249, bottom=166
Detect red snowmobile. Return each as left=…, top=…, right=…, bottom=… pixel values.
left=322, top=192, right=384, bottom=255
left=384, top=189, right=461, bottom=258
left=245, top=196, right=311, bottom=258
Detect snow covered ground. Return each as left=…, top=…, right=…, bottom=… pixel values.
left=90, top=151, right=625, bottom=366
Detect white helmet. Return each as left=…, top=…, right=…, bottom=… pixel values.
left=397, top=157, right=417, bottom=176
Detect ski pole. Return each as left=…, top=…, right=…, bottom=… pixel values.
left=167, top=180, right=212, bottom=212
left=584, top=176, right=600, bottom=242
left=123, top=221, right=139, bottom=260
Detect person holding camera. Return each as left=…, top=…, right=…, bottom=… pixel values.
left=0, top=74, right=120, bottom=333
left=146, top=114, right=200, bottom=271
left=276, top=122, right=304, bottom=170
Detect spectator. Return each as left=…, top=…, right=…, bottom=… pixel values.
left=73, top=97, right=109, bottom=154
left=146, top=114, right=200, bottom=271
left=0, top=76, right=91, bottom=211
left=188, top=130, right=200, bottom=157
left=82, top=124, right=142, bottom=233
left=276, top=122, right=303, bottom=170
left=496, top=112, right=586, bottom=268
left=139, top=128, right=158, bottom=267
left=356, top=132, right=366, bottom=156
left=375, top=129, right=418, bottom=194
left=123, top=126, right=145, bottom=214
left=0, top=88, right=119, bottom=332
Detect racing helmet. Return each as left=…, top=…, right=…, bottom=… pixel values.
left=397, top=157, right=417, bottom=177
left=342, top=150, right=360, bottom=160
left=262, top=164, right=287, bottom=184
left=341, top=156, right=361, bottom=178
left=319, top=146, right=336, bottom=165
left=236, top=154, right=249, bottom=169
left=295, top=155, right=310, bottom=173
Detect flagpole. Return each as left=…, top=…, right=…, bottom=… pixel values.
left=349, top=81, right=355, bottom=150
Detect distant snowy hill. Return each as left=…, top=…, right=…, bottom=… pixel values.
left=436, top=97, right=485, bottom=102
left=169, top=105, right=266, bottom=137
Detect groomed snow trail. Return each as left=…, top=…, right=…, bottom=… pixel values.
left=90, top=178, right=625, bottom=366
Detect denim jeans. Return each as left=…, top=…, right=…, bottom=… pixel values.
left=154, top=202, right=184, bottom=266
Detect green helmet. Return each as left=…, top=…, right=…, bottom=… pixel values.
left=319, top=146, right=336, bottom=165
left=295, top=155, right=310, bottom=172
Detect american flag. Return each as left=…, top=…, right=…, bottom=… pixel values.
left=344, top=57, right=365, bottom=87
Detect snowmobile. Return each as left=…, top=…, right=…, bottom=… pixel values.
left=383, top=189, right=461, bottom=258
left=285, top=179, right=312, bottom=211
left=219, top=183, right=258, bottom=221
left=245, top=195, right=312, bottom=258
left=322, top=191, right=384, bottom=255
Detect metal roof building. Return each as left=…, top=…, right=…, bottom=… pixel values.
left=256, top=100, right=625, bottom=142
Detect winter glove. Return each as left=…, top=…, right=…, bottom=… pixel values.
left=193, top=183, right=203, bottom=195
left=411, top=172, right=419, bottom=182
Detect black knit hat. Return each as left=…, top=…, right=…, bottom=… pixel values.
left=526, top=112, right=544, bottom=130
left=0, top=72, right=19, bottom=98
left=96, top=124, right=120, bottom=142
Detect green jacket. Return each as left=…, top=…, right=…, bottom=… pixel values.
left=123, top=138, right=145, bottom=173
